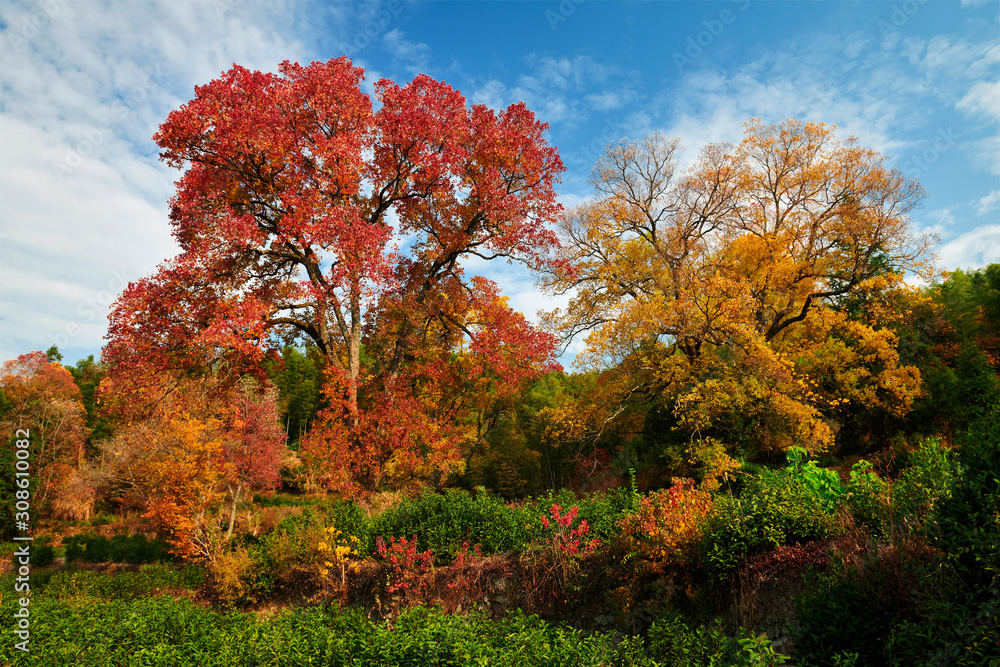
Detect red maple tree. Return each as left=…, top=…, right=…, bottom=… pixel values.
left=102, top=57, right=564, bottom=495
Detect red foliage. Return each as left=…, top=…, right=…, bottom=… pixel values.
left=102, top=57, right=564, bottom=494
left=101, top=376, right=285, bottom=559
left=221, top=381, right=284, bottom=495
left=375, top=535, right=435, bottom=597
left=539, top=503, right=599, bottom=556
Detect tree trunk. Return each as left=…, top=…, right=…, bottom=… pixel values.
left=225, top=482, right=242, bottom=542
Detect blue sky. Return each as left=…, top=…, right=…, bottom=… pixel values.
left=1, top=0, right=997, bottom=367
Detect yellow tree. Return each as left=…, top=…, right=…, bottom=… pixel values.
left=542, top=119, right=933, bottom=474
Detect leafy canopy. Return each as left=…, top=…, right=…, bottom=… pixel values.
left=102, top=57, right=565, bottom=496
left=541, top=120, right=933, bottom=464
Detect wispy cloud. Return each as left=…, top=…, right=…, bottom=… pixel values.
left=974, top=190, right=1000, bottom=214
left=0, top=0, right=329, bottom=359
left=383, top=28, right=430, bottom=75
left=957, top=79, right=1000, bottom=123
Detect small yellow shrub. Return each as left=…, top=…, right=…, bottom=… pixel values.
left=210, top=545, right=255, bottom=607
left=315, top=525, right=361, bottom=605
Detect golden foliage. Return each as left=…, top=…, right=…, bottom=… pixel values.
left=541, top=119, right=932, bottom=459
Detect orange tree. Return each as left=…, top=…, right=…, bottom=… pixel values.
left=102, top=57, right=563, bottom=497
left=99, top=377, right=284, bottom=560
left=541, top=120, right=933, bottom=474
left=0, top=352, right=89, bottom=516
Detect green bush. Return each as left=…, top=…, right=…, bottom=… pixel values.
left=8, top=535, right=54, bottom=569
left=370, top=486, right=640, bottom=564
left=793, top=561, right=1000, bottom=666
left=63, top=533, right=174, bottom=564
left=701, top=470, right=838, bottom=577
left=371, top=488, right=535, bottom=562
left=931, top=412, right=1000, bottom=590
left=0, top=434, right=23, bottom=540
left=646, top=611, right=788, bottom=666
left=322, top=499, right=372, bottom=554
left=28, top=563, right=205, bottom=600
left=845, top=459, right=891, bottom=537
left=645, top=612, right=729, bottom=666
left=89, top=512, right=115, bottom=526
left=784, top=447, right=844, bottom=512
left=530, top=485, right=640, bottom=544
left=34, top=535, right=55, bottom=568
left=246, top=507, right=329, bottom=598
left=892, top=437, right=956, bottom=527
left=793, top=566, right=897, bottom=666
left=0, top=593, right=656, bottom=666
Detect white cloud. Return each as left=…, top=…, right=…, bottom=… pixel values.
left=469, top=79, right=508, bottom=110
left=974, top=190, right=1000, bottom=214
left=964, top=135, right=1000, bottom=176
left=383, top=29, right=431, bottom=75
left=0, top=118, right=176, bottom=360
left=585, top=91, right=630, bottom=112
left=468, top=54, right=639, bottom=128
left=957, top=79, right=1000, bottom=123
left=937, top=225, right=1000, bottom=269
left=928, top=207, right=957, bottom=225
left=0, top=0, right=334, bottom=361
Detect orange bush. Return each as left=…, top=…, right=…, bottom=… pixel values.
left=617, top=478, right=715, bottom=574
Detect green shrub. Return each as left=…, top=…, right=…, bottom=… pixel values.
left=931, top=411, right=1000, bottom=590
left=646, top=611, right=788, bottom=666
left=247, top=507, right=329, bottom=598
left=0, top=435, right=25, bottom=540
left=366, top=486, right=638, bottom=565
left=784, top=447, right=844, bottom=512
left=892, top=437, right=956, bottom=527
left=322, top=499, right=372, bottom=555
left=793, top=566, right=896, bottom=666
left=8, top=535, right=54, bottom=568
left=646, top=612, right=729, bottom=666
left=89, top=512, right=114, bottom=526
left=845, top=459, right=891, bottom=537
left=371, top=488, right=535, bottom=562
left=701, top=471, right=838, bottom=577
left=34, top=535, right=55, bottom=568
left=63, top=533, right=173, bottom=564
left=0, top=592, right=655, bottom=666
left=537, top=485, right=641, bottom=543
left=36, top=563, right=205, bottom=600
left=886, top=592, right=1000, bottom=666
